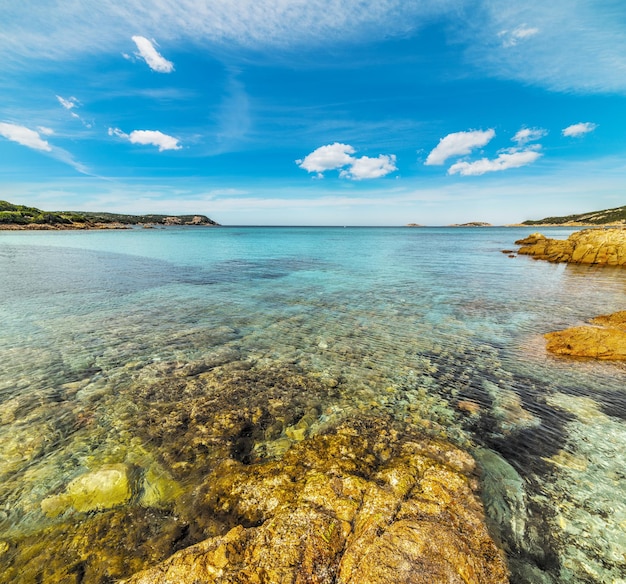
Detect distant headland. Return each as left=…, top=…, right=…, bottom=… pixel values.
left=516, top=204, right=626, bottom=227
left=0, top=200, right=219, bottom=229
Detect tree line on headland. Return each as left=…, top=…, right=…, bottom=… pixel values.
left=522, top=204, right=626, bottom=226
left=0, top=200, right=219, bottom=228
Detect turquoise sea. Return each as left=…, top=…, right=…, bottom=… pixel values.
left=0, top=226, right=625, bottom=583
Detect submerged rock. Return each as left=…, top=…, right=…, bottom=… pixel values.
left=544, top=311, right=626, bottom=360
left=41, top=463, right=134, bottom=517
left=121, top=418, right=508, bottom=584
left=515, top=228, right=626, bottom=265
left=474, top=448, right=527, bottom=553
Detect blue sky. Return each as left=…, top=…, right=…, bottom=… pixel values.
left=1, top=0, right=625, bottom=225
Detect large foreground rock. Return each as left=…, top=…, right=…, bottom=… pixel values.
left=121, top=419, right=508, bottom=584
left=545, top=311, right=626, bottom=360
left=515, top=228, right=626, bottom=265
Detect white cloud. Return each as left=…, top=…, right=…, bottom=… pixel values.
left=498, top=25, right=540, bottom=48
left=56, top=95, right=79, bottom=110
left=0, top=122, right=52, bottom=151
left=297, top=143, right=396, bottom=180
left=131, top=36, right=174, bottom=73
left=513, top=127, right=546, bottom=144
left=340, top=154, right=397, bottom=180
left=297, top=143, right=356, bottom=175
left=109, top=127, right=182, bottom=151
left=108, top=127, right=127, bottom=139
left=512, top=25, right=539, bottom=40
left=37, top=126, right=55, bottom=136
left=562, top=122, right=597, bottom=137
left=425, top=129, right=495, bottom=165
left=129, top=130, right=181, bottom=150
left=57, top=95, right=93, bottom=126
left=448, top=148, right=542, bottom=176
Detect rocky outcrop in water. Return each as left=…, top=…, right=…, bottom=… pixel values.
left=544, top=311, right=626, bottom=360
left=515, top=228, right=626, bottom=265
left=121, top=419, right=508, bottom=584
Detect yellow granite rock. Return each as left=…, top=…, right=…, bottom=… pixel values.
left=544, top=311, right=626, bottom=360
left=121, top=418, right=508, bottom=584
left=516, top=228, right=626, bottom=265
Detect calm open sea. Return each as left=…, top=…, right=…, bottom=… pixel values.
left=1, top=226, right=625, bottom=583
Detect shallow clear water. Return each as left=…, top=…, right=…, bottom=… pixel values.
left=0, top=226, right=625, bottom=583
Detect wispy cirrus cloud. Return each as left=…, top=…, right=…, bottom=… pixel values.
left=513, top=127, right=546, bottom=145
left=0, top=1, right=455, bottom=64
left=425, top=129, right=495, bottom=166
left=562, top=122, right=597, bottom=137
left=297, top=143, right=397, bottom=180
left=0, top=122, right=52, bottom=151
left=56, top=95, right=79, bottom=111
left=56, top=95, right=93, bottom=127
left=498, top=25, right=540, bottom=48
left=462, top=0, right=626, bottom=94
left=0, top=121, right=92, bottom=174
left=109, top=127, right=182, bottom=151
left=131, top=36, right=174, bottom=73
left=2, top=2, right=626, bottom=95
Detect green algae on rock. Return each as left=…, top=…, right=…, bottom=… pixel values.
left=121, top=418, right=508, bottom=584
left=41, top=463, right=135, bottom=517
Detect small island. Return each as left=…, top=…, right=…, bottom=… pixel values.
left=0, top=200, right=219, bottom=229
left=449, top=222, right=492, bottom=227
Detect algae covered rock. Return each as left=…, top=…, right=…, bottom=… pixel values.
left=544, top=310, right=626, bottom=360
left=122, top=418, right=508, bottom=584
left=41, top=463, right=134, bottom=516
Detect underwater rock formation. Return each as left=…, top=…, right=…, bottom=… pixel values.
left=122, top=418, right=508, bottom=584
left=40, top=463, right=134, bottom=517
left=544, top=311, right=626, bottom=360
left=515, top=228, right=626, bottom=265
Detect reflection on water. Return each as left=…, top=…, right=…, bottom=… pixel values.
left=0, top=227, right=625, bottom=583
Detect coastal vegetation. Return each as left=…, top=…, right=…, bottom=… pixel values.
left=0, top=200, right=218, bottom=228
left=522, top=204, right=626, bottom=225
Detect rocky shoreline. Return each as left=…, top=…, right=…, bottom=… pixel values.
left=544, top=311, right=626, bottom=360
left=0, top=222, right=131, bottom=230
left=514, top=227, right=626, bottom=265
left=513, top=228, right=626, bottom=359
left=0, top=216, right=218, bottom=230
